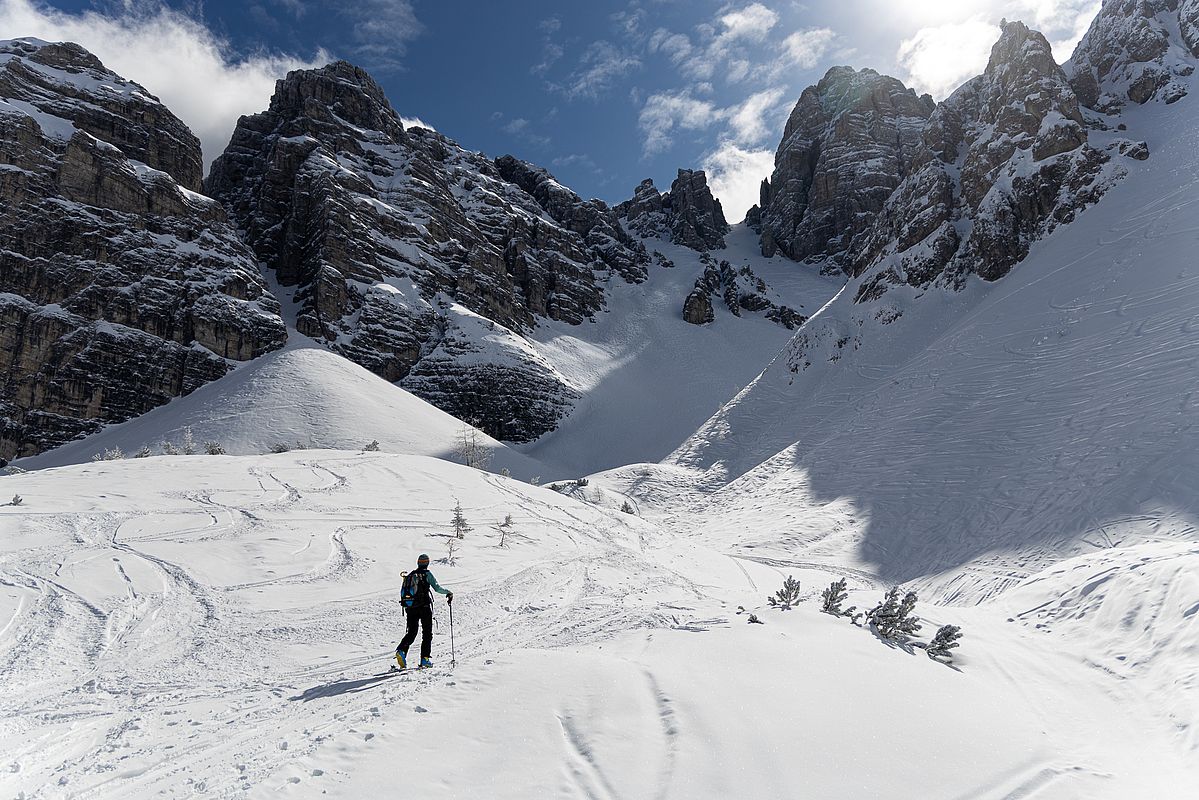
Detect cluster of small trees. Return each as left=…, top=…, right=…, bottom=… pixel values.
left=763, top=575, right=963, bottom=663
left=92, top=428, right=227, bottom=461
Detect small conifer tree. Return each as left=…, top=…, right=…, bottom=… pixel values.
left=451, top=501, right=471, bottom=539
left=181, top=427, right=197, bottom=455
left=495, top=514, right=515, bottom=547
left=767, top=575, right=802, bottom=610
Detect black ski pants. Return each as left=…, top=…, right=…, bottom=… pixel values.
left=398, top=605, right=433, bottom=660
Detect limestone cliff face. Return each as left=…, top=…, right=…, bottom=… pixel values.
left=616, top=169, right=729, bottom=251
left=756, top=67, right=935, bottom=269
left=207, top=61, right=648, bottom=441
left=0, top=39, right=285, bottom=459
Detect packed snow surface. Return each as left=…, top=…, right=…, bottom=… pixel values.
left=18, top=345, right=546, bottom=479
left=0, top=453, right=1194, bottom=798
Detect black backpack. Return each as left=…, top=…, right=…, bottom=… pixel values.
left=401, top=569, right=431, bottom=609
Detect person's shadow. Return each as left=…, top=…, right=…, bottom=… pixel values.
left=290, top=672, right=399, bottom=702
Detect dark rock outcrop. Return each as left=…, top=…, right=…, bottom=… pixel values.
left=681, top=255, right=806, bottom=329
left=616, top=169, right=729, bottom=250
left=0, top=38, right=286, bottom=459
left=207, top=61, right=645, bottom=440
left=756, top=67, right=936, bottom=268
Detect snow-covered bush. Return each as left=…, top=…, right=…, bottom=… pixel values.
left=866, top=586, right=922, bottom=640
left=363, top=439, right=380, bottom=452
left=620, top=500, right=635, bottom=514
left=204, top=441, right=226, bottom=455
left=162, top=440, right=182, bottom=456
left=820, top=578, right=861, bottom=622
left=2, top=465, right=27, bottom=475
left=91, top=446, right=125, bottom=461
left=530, top=475, right=541, bottom=486
left=575, top=477, right=589, bottom=487
left=451, top=501, right=471, bottom=539
left=767, top=575, right=802, bottom=610
left=181, top=427, right=197, bottom=455
left=500, top=467, right=511, bottom=477
left=926, top=625, right=963, bottom=662
left=443, top=536, right=459, bottom=566
left=270, top=442, right=291, bottom=454
left=133, top=445, right=152, bottom=458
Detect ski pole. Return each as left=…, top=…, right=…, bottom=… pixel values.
left=449, top=599, right=456, bottom=667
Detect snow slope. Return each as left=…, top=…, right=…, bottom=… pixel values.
left=663, top=71, right=1199, bottom=598
left=517, top=225, right=841, bottom=476
left=0, top=453, right=1194, bottom=798
left=18, top=345, right=547, bottom=479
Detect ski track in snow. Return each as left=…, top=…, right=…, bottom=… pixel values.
left=0, top=452, right=1194, bottom=798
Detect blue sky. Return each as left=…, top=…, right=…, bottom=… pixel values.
left=1, top=0, right=1101, bottom=219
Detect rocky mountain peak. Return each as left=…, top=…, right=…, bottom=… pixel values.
left=756, top=65, right=935, bottom=267
left=0, top=37, right=204, bottom=190
left=1068, top=0, right=1197, bottom=111
left=0, top=39, right=285, bottom=459
left=267, top=60, right=406, bottom=144
left=616, top=168, right=729, bottom=250
left=208, top=59, right=653, bottom=441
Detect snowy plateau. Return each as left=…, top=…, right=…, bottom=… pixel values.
left=3, top=3, right=1199, bottom=800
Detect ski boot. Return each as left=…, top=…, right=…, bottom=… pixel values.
left=395, top=648, right=408, bottom=669
left=419, top=657, right=433, bottom=669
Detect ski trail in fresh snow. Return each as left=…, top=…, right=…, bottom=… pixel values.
left=0, top=452, right=1195, bottom=798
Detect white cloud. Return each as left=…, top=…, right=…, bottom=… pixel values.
left=348, top=0, right=422, bottom=71
left=638, top=84, right=787, bottom=159
left=562, top=40, right=640, bottom=99
left=651, top=2, right=782, bottom=82
left=638, top=91, right=720, bottom=156
left=778, top=28, right=837, bottom=71
left=728, top=88, right=786, bottom=146
left=0, top=0, right=330, bottom=169
left=702, top=142, right=774, bottom=224
left=897, top=17, right=1000, bottom=99
left=894, top=1, right=1102, bottom=98
left=715, top=3, right=779, bottom=46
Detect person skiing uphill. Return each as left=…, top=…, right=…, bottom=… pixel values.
left=395, top=553, right=452, bottom=669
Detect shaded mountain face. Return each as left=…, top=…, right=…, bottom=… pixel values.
left=206, top=61, right=648, bottom=441
left=753, top=67, right=936, bottom=269
left=0, top=39, right=286, bottom=459
left=615, top=169, right=730, bottom=251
